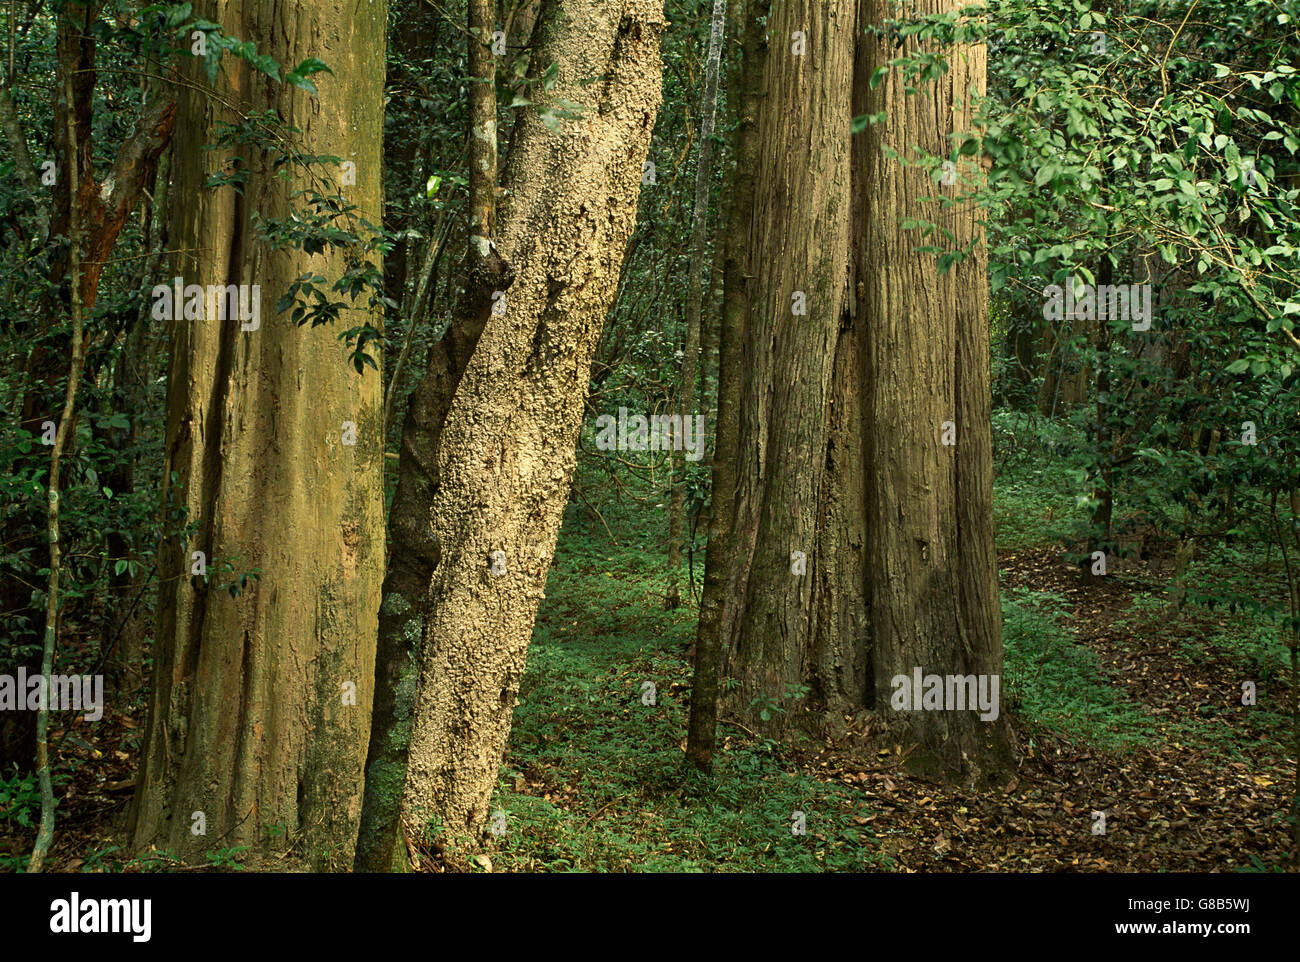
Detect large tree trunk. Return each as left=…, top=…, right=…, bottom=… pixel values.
left=861, top=0, right=1014, bottom=781
left=129, top=0, right=387, bottom=870
left=355, top=0, right=513, bottom=872
left=693, top=0, right=1011, bottom=779
left=400, top=0, right=665, bottom=849
left=717, top=0, right=860, bottom=730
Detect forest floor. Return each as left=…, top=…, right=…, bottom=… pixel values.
left=456, top=431, right=1296, bottom=873
left=2, top=422, right=1295, bottom=872
left=450, top=540, right=1294, bottom=873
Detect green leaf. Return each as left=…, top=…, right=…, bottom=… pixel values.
left=291, top=57, right=332, bottom=79
left=286, top=57, right=331, bottom=95
left=247, top=52, right=280, bottom=82
left=165, top=3, right=193, bottom=28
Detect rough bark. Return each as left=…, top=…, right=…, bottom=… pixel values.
left=355, top=0, right=513, bottom=872
left=861, top=0, right=1014, bottom=781
left=718, top=0, right=859, bottom=730
left=400, top=0, right=665, bottom=847
left=129, top=0, right=387, bottom=869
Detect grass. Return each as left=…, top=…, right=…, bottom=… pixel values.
left=1001, top=588, right=1163, bottom=749
left=484, top=498, right=889, bottom=872
left=992, top=413, right=1297, bottom=760
left=991, top=410, right=1090, bottom=550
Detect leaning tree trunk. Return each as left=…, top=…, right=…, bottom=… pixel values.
left=861, top=0, right=1014, bottom=782
left=129, top=0, right=387, bottom=870
left=399, top=0, right=665, bottom=849
left=717, top=0, right=861, bottom=730
left=354, top=0, right=513, bottom=872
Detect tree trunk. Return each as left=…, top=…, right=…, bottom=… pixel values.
left=105, top=147, right=170, bottom=701
left=861, top=0, right=1014, bottom=781
left=665, top=0, right=726, bottom=611
left=354, top=0, right=513, bottom=872
left=400, top=0, right=665, bottom=849
left=717, top=0, right=859, bottom=730
left=1089, top=255, right=1115, bottom=574
left=687, top=0, right=765, bottom=770
left=129, top=0, right=387, bottom=870
left=381, top=0, right=443, bottom=323
left=28, top=61, right=87, bottom=875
